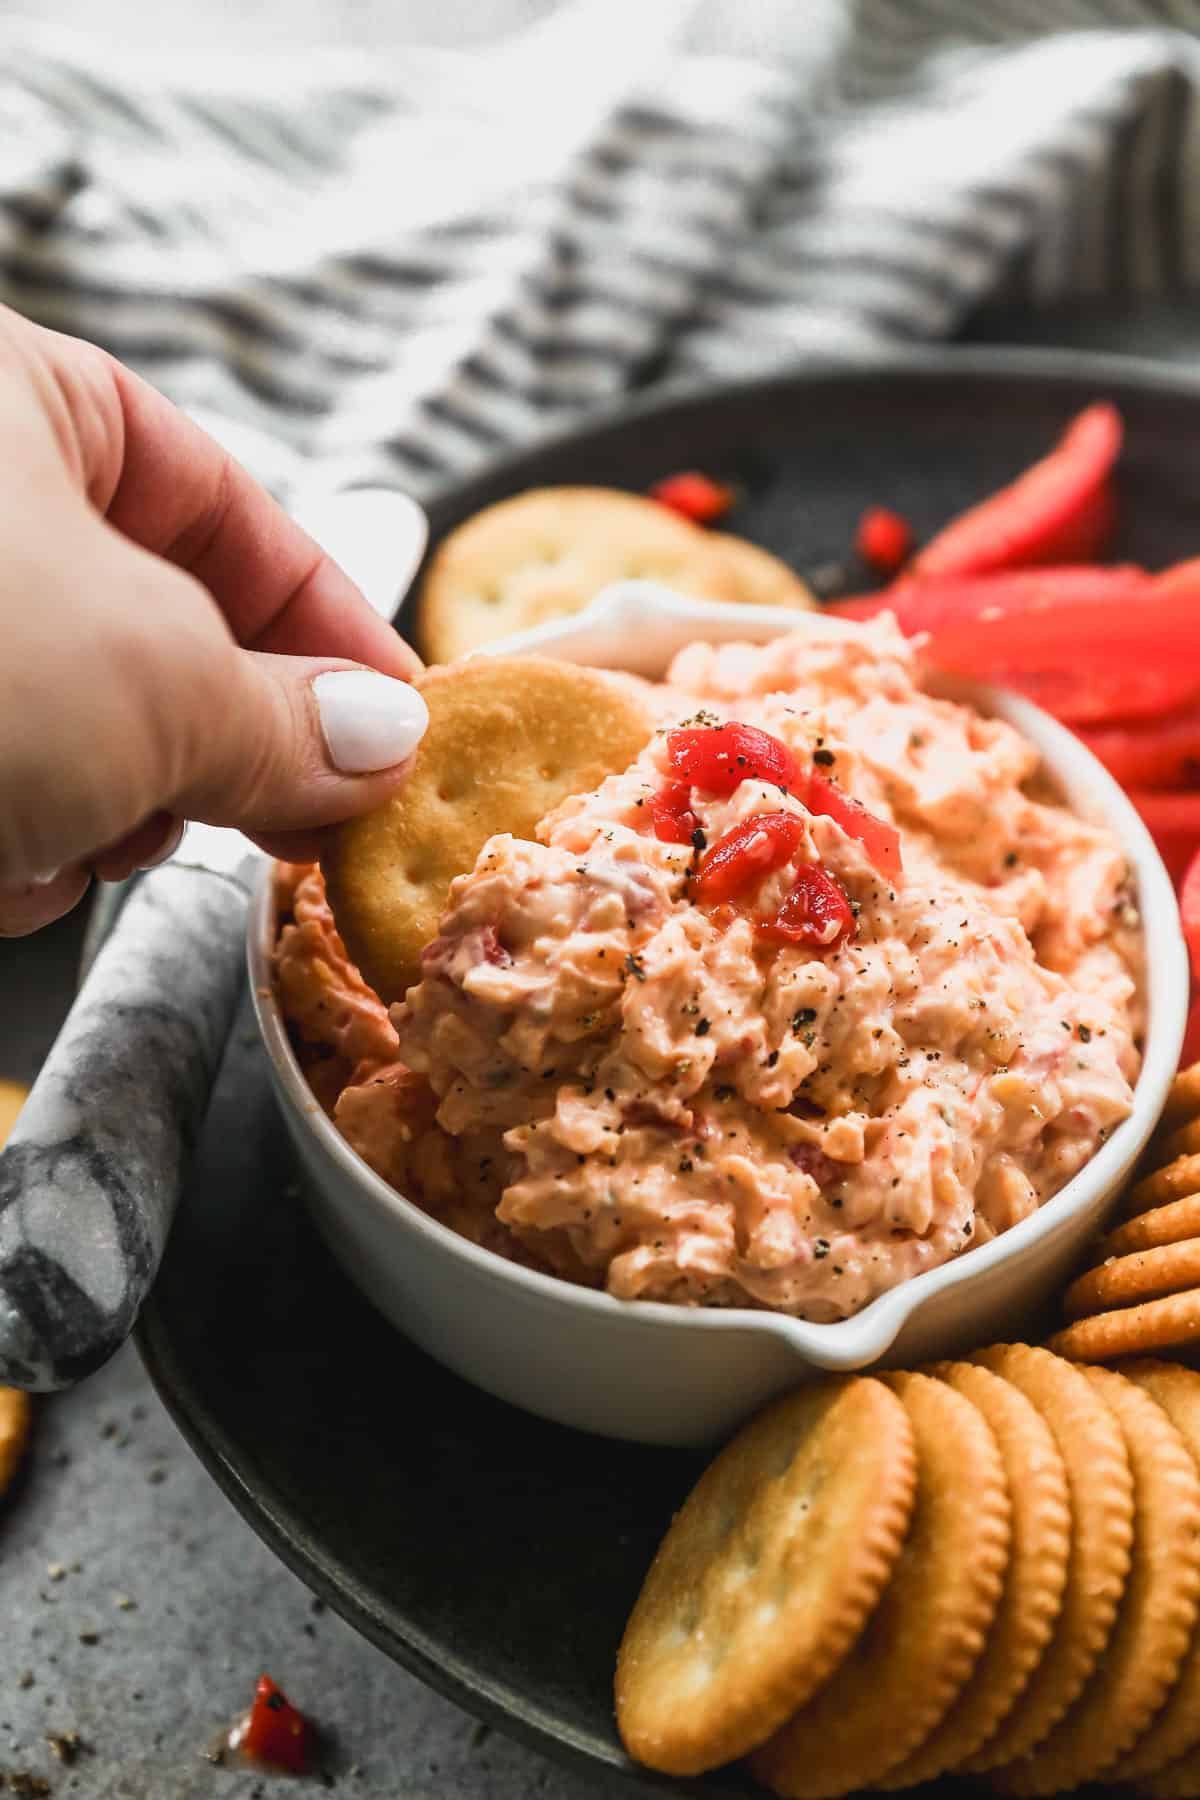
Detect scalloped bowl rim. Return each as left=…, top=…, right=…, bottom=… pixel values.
left=249, top=588, right=1188, bottom=1372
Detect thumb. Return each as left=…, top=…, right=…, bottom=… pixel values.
left=172, top=648, right=429, bottom=835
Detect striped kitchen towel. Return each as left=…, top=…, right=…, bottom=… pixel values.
left=0, top=0, right=1197, bottom=501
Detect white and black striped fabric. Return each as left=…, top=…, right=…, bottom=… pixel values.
left=2, top=1, right=1199, bottom=501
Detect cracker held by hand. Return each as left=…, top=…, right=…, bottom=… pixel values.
left=750, top=1371, right=1010, bottom=1800
left=614, top=1377, right=916, bottom=1777
left=880, top=1361, right=1071, bottom=1789
left=992, top=1366, right=1200, bottom=1794
left=322, top=658, right=654, bottom=1002
left=1108, top=1362, right=1200, bottom=1782
left=418, top=487, right=743, bottom=663
left=963, top=1345, right=1133, bottom=1772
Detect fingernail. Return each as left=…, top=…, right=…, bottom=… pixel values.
left=138, top=818, right=185, bottom=872
left=313, top=671, right=428, bottom=775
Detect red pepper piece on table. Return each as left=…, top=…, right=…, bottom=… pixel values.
left=695, top=813, right=805, bottom=903
left=757, top=864, right=856, bottom=950
left=648, top=780, right=701, bottom=844
left=239, top=1675, right=314, bottom=1775
left=667, top=722, right=802, bottom=797
left=808, top=770, right=903, bottom=878
left=650, top=471, right=735, bottom=525
left=910, top=402, right=1122, bottom=579
left=855, top=506, right=913, bottom=575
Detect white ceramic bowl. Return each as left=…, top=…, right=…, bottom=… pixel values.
left=250, top=589, right=1188, bottom=1447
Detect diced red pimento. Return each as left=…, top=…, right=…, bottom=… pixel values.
left=695, top=813, right=805, bottom=903
left=910, top=402, right=1122, bottom=579
left=855, top=506, right=913, bottom=574
left=650, top=470, right=735, bottom=525
left=790, top=1142, right=838, bottom=1186
left=808, top=770, right=902, bottom=878
left=649, top=780, right=701, bottom=844
left=757, top=864, right=856, bottom=951
left=667, top=722, right=802, bottom=797
left=236, top=1675, right=314, bottom=1775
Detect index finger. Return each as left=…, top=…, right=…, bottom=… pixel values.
left=100, top=353, right=421, bottom=679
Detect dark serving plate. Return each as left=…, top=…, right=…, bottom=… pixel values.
left=135, top=349, right=1200, bottom=1798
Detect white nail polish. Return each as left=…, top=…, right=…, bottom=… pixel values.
left=138, top=818, right=185, bottom=872
left=313, top=671, right=428, bottom=775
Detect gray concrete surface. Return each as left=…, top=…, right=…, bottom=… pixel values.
left=0, top=1334, right=634, bottom=1798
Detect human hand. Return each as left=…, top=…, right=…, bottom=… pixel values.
left=0, top=307, right=427, bottom=936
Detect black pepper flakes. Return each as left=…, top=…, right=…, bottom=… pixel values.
left=813, top=748, right=835, bottom=766
left=695, top=1018, right=711, bottom=1038
left=624, top=953, right=647, bottom=982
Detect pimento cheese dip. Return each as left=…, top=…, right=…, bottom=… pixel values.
left=275, top=617, right=1142, bottom=1322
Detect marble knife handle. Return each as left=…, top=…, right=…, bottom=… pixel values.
left=0, top=841, right=258, bottom=1388
left=0, top=486, right=428, bottom=1390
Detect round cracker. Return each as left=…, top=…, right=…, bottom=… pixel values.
left=418, top=487, right=739, bottom=662
left=0, top=1387, right=31, bottom=1495
left=1065, top=1240, right=1200, bottom=1320
left=1163, top=1061, right=1200, bottom=1129
left=1048, top=1291, right=1200, bottom=1362
left=1153, top=1114, right=1200, bottom=1167
left=321, top=657, right=653, bottom=1003
left=880, top=1362, right=1070, bottom=1789
left=704, top=533, right=816, bottom=610
left=749, top=1371, right=1009, bottom=1800
left=614, top=1377, right=916, bottom=1778
left=1141, top=1749, right=1200, bottom=1799
left=1128, top=1153, right=1200, bottom=1215
left=962, top=1345, right=1133, bottom=1772
left=1109, top=1362, right=1200, bottom=1780
left=1090, top=1195, right=1200, bottom=1264
left=992, top=1367, right=1200, bottom=1794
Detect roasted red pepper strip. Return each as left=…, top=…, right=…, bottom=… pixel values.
left=808, top=770, right=902, bottom=878
left=651, top=470, right=735, bottom=524
left=1080, top=700, right=1200, bottom=790
left=667, top=722, right=801, bottom=797
left=649, top=780, right=701, bottom=844
left=835, top=565, right=1200, bottom=707
left=855, top=506, right=912, bottom=574
left=1127, top=791, right=1200, bottom=886
left=1184, top=995, right=1200, bottom=1067
left=757, top=864, right=856, bottom=950
left=832, top=564, right=1145, bottom=629
left=695, top=813, right=805, bottom=903
left=240, top=1675, right=314, bottom=1775
left=910, top=402, right=1121, bottom=578
left=1182, top=847, right=1200, bottom=989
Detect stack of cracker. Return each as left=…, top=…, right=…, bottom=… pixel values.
left=616, top=1347, right=1200, bottom=1796
left=1051, top=1061, right=1200, bottom=1364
